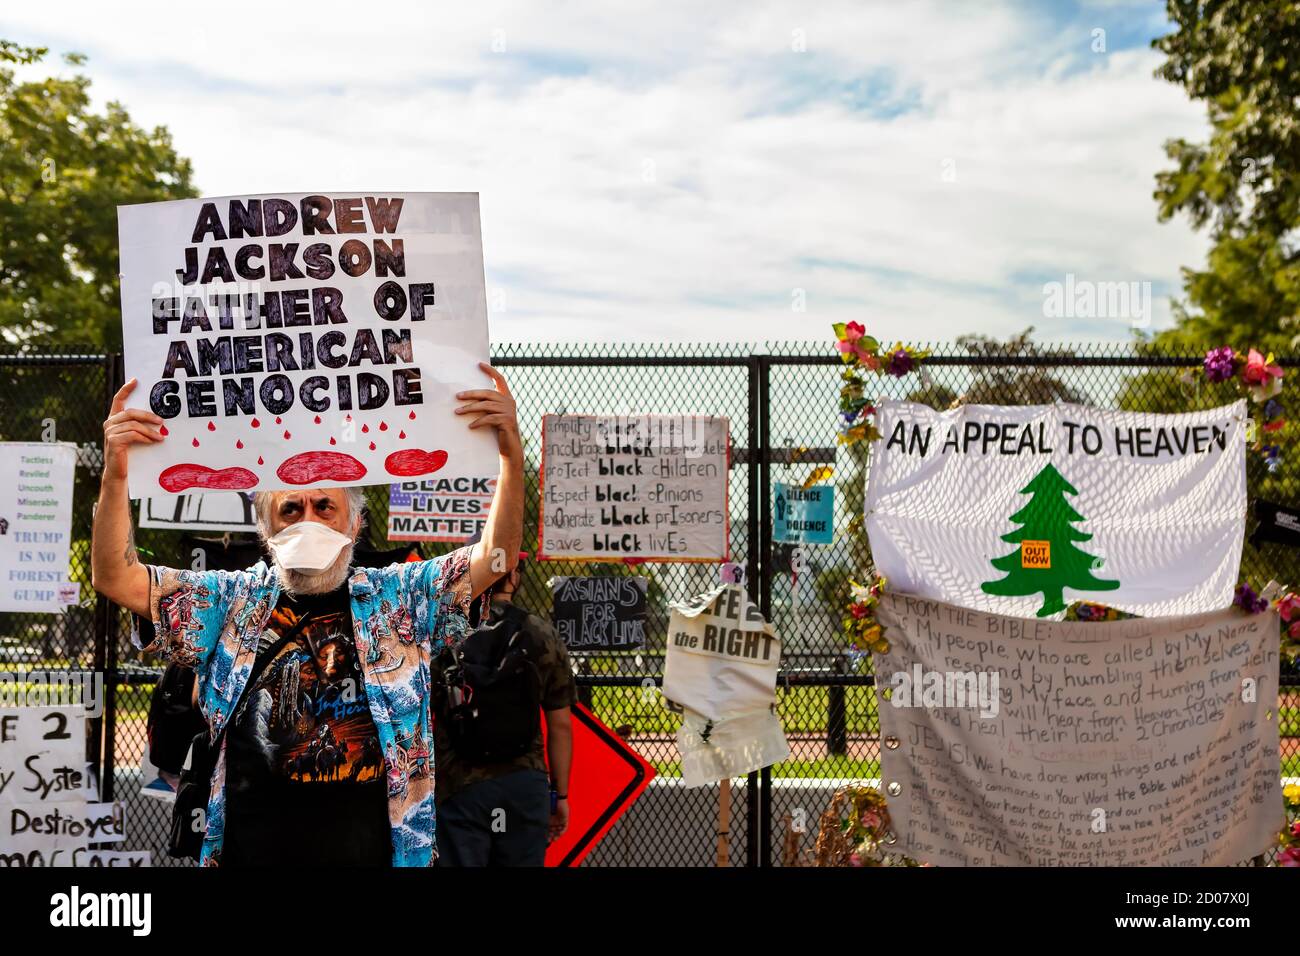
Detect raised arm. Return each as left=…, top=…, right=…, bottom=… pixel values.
left=91, top=378, right=162, bottom=617
left=455, top=363, right=525, bottom=599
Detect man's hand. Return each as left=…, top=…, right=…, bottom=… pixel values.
left=103, top=379, right=166, bottom=482
left=548, top=797, right=570, bottom=843
left=460, top=363, right=525, bottom=598
left=91, top=378, right=159, bottom=616
left=454, top=362, right=523, bottom=463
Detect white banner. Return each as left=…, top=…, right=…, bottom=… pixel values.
left=865, top=401, right=1247, bottom=618
left=0, top=442, right=76, bottom=613
left=138, top=491, right=257, bottom=532
left=539, top=414, right=729, bottom=561
left=118, top=191, right=498, bottom=498
left=874, top=592, right=1283, bottom=866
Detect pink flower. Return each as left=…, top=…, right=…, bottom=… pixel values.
left=847, top=851, right=864, bottom=867
left=861, top=810, right=882, bottom=830
left=1290, top=620, right=1300, bottom=640
left=1278, top=594, right=1300, bottom=623
left=843, top=321, right=866, bottom=342
left=1280, top=846, right=1300, bottom=867
left=1243, top=349, right=1284, bottom=402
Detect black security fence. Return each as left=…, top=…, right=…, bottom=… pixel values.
left=0, top=341, right=1296, bottom=867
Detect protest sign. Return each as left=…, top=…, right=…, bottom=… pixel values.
left=0, top=706, right=88, bottom=808
left=387, top=475, right=496, bottom=542
left=539, top=414, right=729, bottom=561
left=0, top=442, right=76, bottom=613
left=139, top=491, right=257, bottom=532
left=873, top=592, right=1283, bottom=866
left=865, top=400, right=1247, bottom=618
left=117, top=192, right=498, bottom=498
left=663, top=584, right=788, bottom=786
left=773, top=482, right=834, bottom=545
left=550, top=575, right=647, bottom=650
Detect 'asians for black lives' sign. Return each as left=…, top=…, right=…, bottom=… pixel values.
left=117, top=192, right=498, bottom=498
left=865, top=400, right=1247, bottom=619
left=551, top=575, right=648, bottom=650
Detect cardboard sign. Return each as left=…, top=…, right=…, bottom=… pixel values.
left=874, top=593, right=1284, bottom=866
left=773, top=482, right=833, bottom=545
left=550, top=575, right=648, bottom=650
left=139, top=491, right=257, bottom=532
left=0, top=707, right=88, bottom=808
left=544, top=703, right=655, bottom=867
left=117, top=192, right=498, bottom=497
left=0, top=443, right=76, bottom=613
left=387, top=475, right=496, bottom=542
left=538, top=414, right=729, bottom=561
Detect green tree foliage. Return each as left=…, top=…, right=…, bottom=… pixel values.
left=0, top=43, right=196, bottom=350
left=950, top=329, right=1087, bottom=405
left=1149, top=0, right=1300, bottom=353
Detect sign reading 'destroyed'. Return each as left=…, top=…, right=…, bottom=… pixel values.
left=550, top=575, right=648, bottom=650
left=539, top=414, right=729, bottom=561
left=0, top=442, right=76, bottom=613
left=873, top=592, right=1283, bottom=866
left=865, top=401, right=1247, bottom=618
left=117, top=192, right=498, bottom=499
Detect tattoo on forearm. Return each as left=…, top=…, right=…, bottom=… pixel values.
left=124, top=521, right=138, bottom=567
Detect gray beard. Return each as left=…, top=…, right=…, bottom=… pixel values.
left=275, top=541, right=355, bottom=596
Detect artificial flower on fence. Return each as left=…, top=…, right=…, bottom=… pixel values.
left=1280, top=784, right=1300, bottom=868
left=833, top=322, right=928, bottom=447
left=843, top=576, right=889, bottom=654
left=1233, top=582, right=1300, bottom=663
left=812, top=785, right=921, bottom=867
left=1200, top=346, right=1286, bottom=471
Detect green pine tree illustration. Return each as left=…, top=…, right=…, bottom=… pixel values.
left=981, top=462, right=1119, bottom=617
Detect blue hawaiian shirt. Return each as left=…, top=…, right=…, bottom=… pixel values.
left=135, top=548, right=481, bottom=866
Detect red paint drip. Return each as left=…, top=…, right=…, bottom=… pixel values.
left=398, top=430, right=406, bottom=440
left=368, top=441, right=376, bottom=451
left=257, top=456, right=264, bottom=465
left=283, top=430, right=291, bottom=439
left=362, top=424, right=369, bottom=434
left=207, top=421, right=216, bottom=431
left=159, top=424, right=169, bottom=437
left=408, top=410, right=416, bottom=420
left=314, top=415, right=322, bottom=424
left=192, top=438, right=200, bottom=447
left=329, top=437, right=337, bottom=445
left=251, top=418, right=261, bottom=428
left=379, top=421, right=388, bottom=432
left=275, top=416, right=282, bottom=425
left=236, top=440, right=244, bottom=449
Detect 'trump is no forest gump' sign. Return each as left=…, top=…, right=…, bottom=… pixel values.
left=117, top=192, right=498, bottom=498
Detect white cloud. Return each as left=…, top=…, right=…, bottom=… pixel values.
left=2, top=0, right=1208, bottom=345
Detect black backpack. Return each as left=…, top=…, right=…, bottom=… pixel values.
left=434, top=603, right=543, bottom=765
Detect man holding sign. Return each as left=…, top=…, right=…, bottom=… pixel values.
left=90, top=365, right=524, bottom=867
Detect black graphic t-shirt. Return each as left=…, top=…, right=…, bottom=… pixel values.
left=221, top=581, right=391, bottom=866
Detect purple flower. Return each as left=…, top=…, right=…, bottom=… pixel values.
left=884, top=348, right=915, bottom=377
left=1263, top=398, right=1282, bottom=420
left=1264, top=444, right=1282, bottom=473
left=1233, top=583, right=1268, bottom=614
left=1203, top=346, right=1237, bottom=383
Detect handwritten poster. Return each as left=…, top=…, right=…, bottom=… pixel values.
left=387, top=476, right=496, bottom=542
left=873, top=592, right=1283, bottom=866
left=539, top=414, right=729, bottom=561
left=865, top=400, right=1247, bottom=618
left=551, top=575, right=647, bottom=650
left=0, top=442, right=76, bottom=613
left=118, top=192, right=498, bottom=498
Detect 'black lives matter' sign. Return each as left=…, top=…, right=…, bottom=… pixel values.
left=117, top=192, right=498, bottom=498
left=551, top=575, right=648, bottom=650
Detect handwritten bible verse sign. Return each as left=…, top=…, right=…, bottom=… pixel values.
left=539, top=414, right=729, bottom=561
left=865, top=400, right=1247, bottom=618
left=117, top=192, right=498, bottom=498
left=873, top=593, right=1283, bottom=866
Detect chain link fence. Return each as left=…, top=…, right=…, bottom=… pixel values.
left=1, top=341, right=1295, bottom=866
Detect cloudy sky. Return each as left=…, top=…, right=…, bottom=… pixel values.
left=3, top=0, right=1208, bottom=346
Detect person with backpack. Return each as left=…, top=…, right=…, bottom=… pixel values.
left=432, top=547, right=576, bottom=866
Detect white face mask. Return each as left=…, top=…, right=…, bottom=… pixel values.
left=267, top=520, right=354, bottom=574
